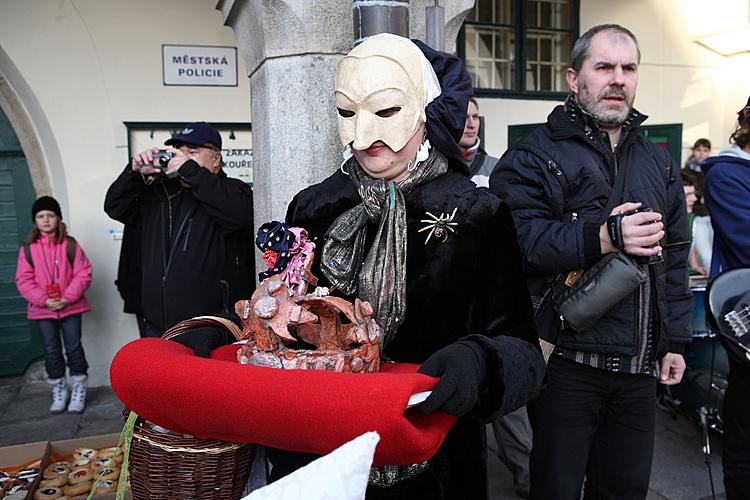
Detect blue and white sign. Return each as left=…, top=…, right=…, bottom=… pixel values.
left=162, top=44, right=238, bottom=87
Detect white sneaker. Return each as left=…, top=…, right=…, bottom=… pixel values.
left=48, top=377, right=68, bottom=413
left=67, top=374, right=88, bottom=413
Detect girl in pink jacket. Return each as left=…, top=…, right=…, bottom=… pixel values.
left=15, top=196, right=92, bottom=414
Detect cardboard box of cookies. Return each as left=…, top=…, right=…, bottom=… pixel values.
left=0, top=434, right=132, bottom=500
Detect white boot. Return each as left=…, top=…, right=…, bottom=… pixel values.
left=48, top=377, right=68, bottom=414
left=67, top=374, right=88, bottom=413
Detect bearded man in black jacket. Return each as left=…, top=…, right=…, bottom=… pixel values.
left=105, top=122, right=254, bottom=339
left=491, top=24, right=692, bottom=500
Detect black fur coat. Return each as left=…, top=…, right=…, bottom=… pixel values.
left=285, top=165, right=545, bottom=499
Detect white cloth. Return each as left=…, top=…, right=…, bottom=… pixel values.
left=242, top=432, right=380, bottom=500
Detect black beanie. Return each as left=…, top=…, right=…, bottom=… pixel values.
left=31, top=196, right=62, bottom=221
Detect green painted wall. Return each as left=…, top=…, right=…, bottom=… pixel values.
left=0, top=107, right=41, bottom=376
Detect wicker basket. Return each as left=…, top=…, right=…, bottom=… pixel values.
left=126, top=316, right=252, bottom=500
left=128, top=418, right=254, bottom=500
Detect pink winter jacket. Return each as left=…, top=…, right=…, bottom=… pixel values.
left=15, top=234, right=92, bottom=320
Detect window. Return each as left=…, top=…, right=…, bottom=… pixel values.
left=461, top=0, right=578, bottom=98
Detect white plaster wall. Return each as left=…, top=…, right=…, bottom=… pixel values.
left=0, top=0, right=251, bottom=386
left=478, top=0, right=750, bottom=163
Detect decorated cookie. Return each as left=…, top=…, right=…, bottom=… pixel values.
left=96, top=446, right=121, bottom=457
left=93, top=479, right=117, bottom=493
left=96, top=467, right=120, bottom=481
left=43, top=463, right=69, bottom=479
left=68, top=467, right=93, bottom=485
left=71, top=458, right=90, bottom=469
left=63, top=479, right=92, bottom=498
left=15, top=467, right=39, bottom=480
left=34, top=486, right=64, bottom=500
left=92, top=457, right=116, bottom=471
left=39, top=474, right=68, bottom=488
left=97, top=446, right=124, bottom=464
left=73, top=447, right=97, bottom=461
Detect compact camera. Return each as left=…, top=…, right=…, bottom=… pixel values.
left=152, top=150, right=173, bottom=168
left=627, top=205, right=664, bottom=265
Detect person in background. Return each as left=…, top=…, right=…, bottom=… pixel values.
left=491, top=24, right=692, bottom=499
left=115, top=221, right=148, bottom=338
left=682, top=177, right=710, bottom=277
left=459, top=97, right=498, bottom=188
left=682, top=138, right=711, bottom=213
left=104, top=122, right=255, bottom=338
left=701, top=95, right=750, bottom=500
left=684, top=138, right=711, bottom=174
left=15, top=196, right=93, bottom=414
left=459, top=98, right=533, bottom=498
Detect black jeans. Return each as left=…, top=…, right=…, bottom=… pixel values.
left=723, top=359, right=750, bottom=500
left=37, top=314, right=88, bottom=379
left=529, top=356, right=656, bottom=500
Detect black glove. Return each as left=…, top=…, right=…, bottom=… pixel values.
left=417, top=340, right=488, bottom=417
left=168, top=326, right=233, bottom=358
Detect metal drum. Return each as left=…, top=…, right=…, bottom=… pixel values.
left=667, top=279, right=729, bottom=432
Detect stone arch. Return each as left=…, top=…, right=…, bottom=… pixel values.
left=0, top=45, right=66, bottom=204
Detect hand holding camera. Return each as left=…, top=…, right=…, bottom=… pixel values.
left=131, top=147, right=189, bottom=178
left=602, top=202, right=664, bottom=263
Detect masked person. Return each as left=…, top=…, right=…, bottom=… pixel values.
left=278, top=34, right=545, bottom=499
left=104, top=122, right=254, bottom=338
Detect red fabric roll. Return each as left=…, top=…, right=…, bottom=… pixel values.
left=110, top=339, right=457, bottom=466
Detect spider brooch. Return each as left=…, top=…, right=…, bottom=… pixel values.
left=418, top=207, right=458, bottom=245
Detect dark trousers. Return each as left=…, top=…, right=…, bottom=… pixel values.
left=37, top=314, right=88, bottom=379
left=491, top=406, right=532, bottom=492
left=135, top=313, right=149, bottom=338
left=529, top=356, right=656, bottom=500
left=723, top=359, right=750, bottom=500
left=141, top=317, right=165, bottom=339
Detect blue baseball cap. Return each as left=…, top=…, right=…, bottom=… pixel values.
left=165, top=122, right=222, bottom=149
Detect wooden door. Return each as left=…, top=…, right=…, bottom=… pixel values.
left=0, top=107, right=41, bottom=376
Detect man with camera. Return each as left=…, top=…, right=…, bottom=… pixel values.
left=105, top=122, right=254, bottom=338
left=490, top=25, right=692, bottom=499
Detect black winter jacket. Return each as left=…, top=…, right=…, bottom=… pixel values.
left=104, top=161, right=255, bottom=331
left=286, top=161, right=545, bottom=499
left=490, top=102, right=692, bottom=357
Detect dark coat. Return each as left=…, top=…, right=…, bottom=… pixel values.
left=115, top=219, right=142, bottom=315
left=104, top=161, right=255, bottom=331
left=490, top=103, right=692, bottom=357
left=701, top=150, right=750, bottom=276
left=286, top=164, right=545, bottom=499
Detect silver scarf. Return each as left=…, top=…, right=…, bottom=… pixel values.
left=320, top=149, right=448, bottom=348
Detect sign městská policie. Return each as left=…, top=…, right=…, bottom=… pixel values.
left=162, top=44, right=237, bottom=87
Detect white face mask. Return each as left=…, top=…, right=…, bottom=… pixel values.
left=335, top=34, right=440, bottom=153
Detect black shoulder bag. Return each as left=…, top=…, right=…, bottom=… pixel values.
left=554, top=149, right=646, bottom=333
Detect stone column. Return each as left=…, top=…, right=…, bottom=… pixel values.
left=215, top=0, right=353, bottom=231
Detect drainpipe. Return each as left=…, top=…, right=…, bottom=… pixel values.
left=425, top=3, right=445, bottom=51
left=352, top=0, right=409, bottom=45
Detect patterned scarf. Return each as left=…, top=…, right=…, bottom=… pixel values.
left=320, top=149, right=448, bottom=348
